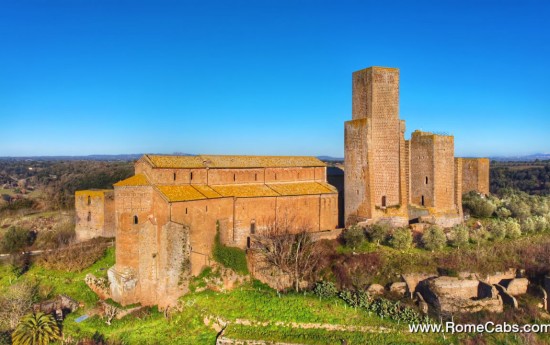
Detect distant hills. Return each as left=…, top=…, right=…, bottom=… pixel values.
left=0, top=153, right=548, bottom=162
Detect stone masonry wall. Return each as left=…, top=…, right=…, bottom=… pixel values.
left=75, top=190, right=115, bottom=241
left=462, top=158, right=490, bottom=195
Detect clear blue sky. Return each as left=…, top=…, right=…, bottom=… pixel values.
left=1, top=0, right=548, bottom=157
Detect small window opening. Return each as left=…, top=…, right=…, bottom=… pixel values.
left=133, top=215, right=139, bottom=224
left=425, top=176, right=428, bottom=184
left=87, top=196, right=91, bottom=205
left=185, top=208, right=188, bottom=215
left=233, top=174, right=236, bottom=181
left=250, top=220, right=256, bottom=234
left=255, top=173, right=257, bottom=181
left=421, top=195, right=425, bottom=206
left=381, top=196, right=387, bottom=207
left=173, top=172, right=176, bottom=181
left=87, top=212, right=91, bottom=222
left=247, top=236, right=251, bottom=249
left=206, top=205, right=208, bottom=213
left=275, top=173, right=277, bottom=180
left=190, top=172, right=193, bottom=180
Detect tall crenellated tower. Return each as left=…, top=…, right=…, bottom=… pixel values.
left=344, top=67, right=409, bottom=226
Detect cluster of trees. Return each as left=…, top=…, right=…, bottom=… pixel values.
left=0, top=160, right=133, bottom=211
left=490, top=160, right=550, bottom=195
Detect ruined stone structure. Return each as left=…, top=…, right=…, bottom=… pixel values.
left=344, top=66, right=489, bottom=227
left=74, top=190, right=115, bottom=241
left=101, top=154, right=338, bottom=307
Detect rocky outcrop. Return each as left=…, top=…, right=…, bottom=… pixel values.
left=366, top=284, right=385, bottom=296
left=85, top=273, right=111, bottom=300
left=389, top=282, right=407, bottom=296
left=418, top=276, right=503, bottom=314
left=505, top=278, right=529, bottom=296
left=402, top=273, right=437, bottom=298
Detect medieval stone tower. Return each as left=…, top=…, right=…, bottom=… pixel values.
left=344, top=67, right=409, bottom=226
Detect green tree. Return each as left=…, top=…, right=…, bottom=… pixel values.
left=422, top=225, right=446, bottom=251
left=342, top=225, right=365, bottom=250
left=11, top=312, right=60, bottom=345
left=504, top=218, right=522, bottom=239
left=1, top=227, right=32, bottom=254
left=488, top=220, right=506, bottom=241
left=389, top=227, right=412, bottom=250
left=449, top=225, right=469, bottom=248
left=367, top=223, right=390, bottom=245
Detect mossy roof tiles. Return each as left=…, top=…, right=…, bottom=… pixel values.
left=156, top=185, right=207, bottom=202
left=210, top=184, right=280, bottom=198
left=144, top=154, right=326, bottom=169
left=267, top=182, right=337, bottom=196
left=114, top=174, right=150, bottom=187
left=75, top=189, right=113, bottom=196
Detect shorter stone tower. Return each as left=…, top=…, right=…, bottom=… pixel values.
left=75, top=190, right=115, bottom=241
left=461, top=158, right=490, bottom=195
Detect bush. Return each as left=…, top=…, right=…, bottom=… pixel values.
left=422, top=225, right=447, bottom=251
left=37, top=239, right=107, bottom=272
left=504, top=218, right=521, bottom=239
left=389, top=227, right=412, bottom=250
left=496, top=207, right=511, bottom=219
left=367, top=223, right=390, bottom=245
left=341, top=225, right=365, bottom=249
left=312, top=281, right=338, bottom=299
left=470, top=227, right=490, bottom=245
left=487, top=220, right=506, bottom=241
left=1, top=226, right=33, bottom=254
left=462, top=191, right=496, bottom=218
left=213, top=227, right=248, bottom=275
left=508, top=200, right=531, bottom=220
left=449, top=225, right=469, bottom=248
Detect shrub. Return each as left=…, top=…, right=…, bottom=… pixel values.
left=312, top=281, right=338, bottom=299
left=470, top=227, right=490, bottom=245
left=508, top=200, right=531, bottom=220
left=449, top=225, right=469, bottom=248
left=213, top=228, right=248, bottom=275
left=341, top=225, right=365, bottom=249
left=338, top=289, right=371, bottom=308
left=1, top=226, right=33, bottom=254
left=504, top=219, right=521, bottom=239
left=462, top=191, right=496, bottom=218
left=389, top=227, right=412, bottom=250
left=487, top=220, right=506, bottom=241
left=367, top=223, right=390, bottom=245
left=422, top=225, right=446, bottom=251
left=37, top=239, right=107, bottom=272
left=496, top=207, right=512, bottom=219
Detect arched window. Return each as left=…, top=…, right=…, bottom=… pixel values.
left=133, top=215, right=139, bottom=224
left=87, top=212, right=91, bottom=222
left=381, top=196, right=387, bottom=207
left=87, top=196, right=91, bottom=205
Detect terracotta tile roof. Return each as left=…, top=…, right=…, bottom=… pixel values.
left=210, top=184, right=280, bottom=198
left=267, top=182, right=337, bottom=196
left=156, top=185, right=208, bottom=202
left=75, top=189, right=113, bottom=197
left=146, top=155, right=205, bottom=168
left=114, top=174, right=150, bottom=187
left=143, top=154, right=326, bottom=169
left=192, top=185, right=222, bottom=198
left=200, top=155, right=326, bottom=168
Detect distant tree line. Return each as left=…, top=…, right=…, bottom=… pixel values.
left=490, top=160, right=550, bottom=196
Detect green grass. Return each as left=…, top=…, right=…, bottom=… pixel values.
left=0, top=247, right=114, bottom=306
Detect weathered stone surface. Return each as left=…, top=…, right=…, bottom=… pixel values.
left=495, top=284, right=518, bottom=309
left=428, top=276, right=479, bottom=300
left=402, top=273, right=437, bottom=298
left=462, top=158, right=490, bottom=195
left=85, top=273, right=111, bottom=300
left=483, top=268, right=517, bottom=285
left=389, top=282, right=408, bottom=296
left=506, top=278, right=529, bottom=296
left=366, top=284, right=385, bottom=295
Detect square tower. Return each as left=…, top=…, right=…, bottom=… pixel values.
left=344, top=67, right=408, bottom=226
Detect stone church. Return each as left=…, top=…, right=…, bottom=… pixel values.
left=75, top=66, right=489, bottom=307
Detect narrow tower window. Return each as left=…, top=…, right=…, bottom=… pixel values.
left=255, top=173, right=257, bottom=181
left=421, top=195, right=425, bottom=206
left=87, top=212, right=91, bottom=221
left=425, top=176, right=429, bottom=184
left=233, top=174, right=236, bottom=181
left=173, top=172, right=176, bottom=181
left=205, top=205, right=208, bottom=213
left=381, top=196, right=387, bottom=207
left=190, top=172, right=193, bottom=180
left=185, top=208, right=188, bottom=214
left=87, top=196, right=91, bottom=205
left=133, top=215, right=139, bottom=224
